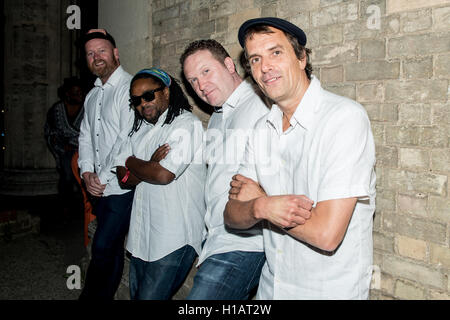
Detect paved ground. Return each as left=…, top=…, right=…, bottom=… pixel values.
left=0, top=194, right=86, bottom=300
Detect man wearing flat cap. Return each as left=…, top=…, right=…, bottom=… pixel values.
left=77, top=29, right=135, bottom=299
left=225, top=17, right=376, bottom=299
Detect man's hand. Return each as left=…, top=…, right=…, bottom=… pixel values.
left=150, top=144, right=170, bottom=162
left=116, top=166, right=139, bottom=189
left=229, top=174, right=266, bottom=201
left=254, top=195, right=314, bottom=230
left=82, top=172, right=106, bottom=197
left=125, top=149, right=175, bottom=186
left=224, top=174, right=313, bottom=231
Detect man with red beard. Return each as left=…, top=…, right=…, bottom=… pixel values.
left=77, top=29, right=134, bottom=299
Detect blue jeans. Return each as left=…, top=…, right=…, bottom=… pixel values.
left=187, top=251, right=266, bottom=300
left=79, top=191, right=134, bottom=300
left=129, top=245, right=197, bottom=300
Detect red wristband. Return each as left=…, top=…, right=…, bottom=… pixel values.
left=121, top=169, right=130, bottom=183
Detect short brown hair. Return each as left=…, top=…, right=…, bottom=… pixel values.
left=180, top=39, right=231, bottom=71
left=243, top=25, right=313, bottom=80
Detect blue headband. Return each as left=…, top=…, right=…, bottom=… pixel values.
left=135, top=68, right=172, bottom=87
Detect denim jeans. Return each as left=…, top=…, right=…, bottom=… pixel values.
left=129, top=245, right=197, bottom=300
left=79, top=191, right=134, bottom=300
left=187, top=251, right=266, bottom=300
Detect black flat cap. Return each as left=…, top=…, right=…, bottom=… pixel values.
left=78, top=31, right=116, bottom=48
left=238, top=17, right=307, bottom=48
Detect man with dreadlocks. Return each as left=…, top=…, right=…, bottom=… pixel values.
left=108, top=68, right=206, bottom=300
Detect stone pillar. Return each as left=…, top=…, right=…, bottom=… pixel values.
left=2, top=0, right=78, bottom=195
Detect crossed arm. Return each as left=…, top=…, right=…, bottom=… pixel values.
left=224, top=174, right=357, bottom=252
left=116, top=144, right=175, bottom=188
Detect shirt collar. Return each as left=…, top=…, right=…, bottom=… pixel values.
left=266, top=105, right=284, bottom=134
left=155, top=108, right=170, bottom=126
left=94, top=65, right=125, bottom=88
left=221, top=78, right=252, bottom=119
left=266, top=75, right=322, bottom=133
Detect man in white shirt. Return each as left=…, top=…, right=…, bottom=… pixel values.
left=181, top=39, right=270, bottom=299
left=225, top=17, right=376, bottom=299
left=109, top=68, right=205, bottom=300
left=77, top=29, right=134, bottom=299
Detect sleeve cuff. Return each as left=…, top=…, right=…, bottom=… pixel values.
left=317, top=184, right=370, bottom=203
left=79, top=163, right=94, bottom=177
left=159, top=158, right=183, bottom=179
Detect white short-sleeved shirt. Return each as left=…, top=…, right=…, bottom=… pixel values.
left=111, top=110, right=206, bottom=262
left=198, top=79, right=270, bottom=265
left=239, top=76, right=376, bottom=299
left=78, top=66, right=134, bottom=196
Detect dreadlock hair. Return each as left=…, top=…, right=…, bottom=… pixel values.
left=128, top=73, right=192, bottom=137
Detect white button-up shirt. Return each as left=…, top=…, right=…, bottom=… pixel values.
left=110, top=110, right=206, bottom=262
left=198, top=79, right=270, bottom=265
left=240, top=76, right=376, bottom=299
left=78, top=66, right=134, bottom=197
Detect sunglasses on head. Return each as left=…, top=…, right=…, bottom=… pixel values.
left=129, top=87, right=165, bottom=108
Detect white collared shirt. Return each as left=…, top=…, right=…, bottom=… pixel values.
left=198, top=78, right=270, bottom=265
left=111, top=110, right=206, bottom=262
left=240, top=76, right=376, bottom=299
left=78, top=66, right=134, bottom=197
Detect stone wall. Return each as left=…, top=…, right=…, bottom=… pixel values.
left=149, top=0, right=450, bottom=300
left=95, top=0, right=450, bottom=300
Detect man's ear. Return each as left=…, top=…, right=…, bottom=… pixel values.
left=298, top=50, right=307, bottom=70
left=163, top=86, right=170, bottom=100
left=224, top=57, right=236, bottom=74
left=114, top=48, right=120, bottom=61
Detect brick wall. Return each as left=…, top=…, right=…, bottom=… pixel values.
left=145, top=0, right=450, bottom=299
